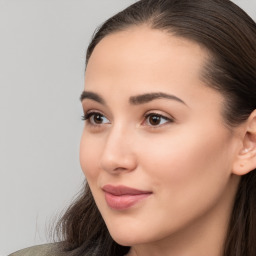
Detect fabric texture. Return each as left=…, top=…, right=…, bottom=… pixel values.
left=8, top=243, right=65, bottom=256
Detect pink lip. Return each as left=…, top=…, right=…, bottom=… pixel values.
left=102, top=185, right=152, bottom=210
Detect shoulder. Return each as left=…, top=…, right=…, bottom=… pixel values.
left=8, top=243, right=65, bottom=256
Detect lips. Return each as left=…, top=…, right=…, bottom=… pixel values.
left=102, top=185, right=152, bottom=210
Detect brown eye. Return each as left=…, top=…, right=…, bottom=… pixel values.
left=148, top=115, right=161, bottom=125
left=90, top=113, right=105, bottom=124
left=82, top=112, right=110, bottom=125
left=145, top=113, right=172, bottom=127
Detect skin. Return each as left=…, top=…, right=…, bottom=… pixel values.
left=80, top=26, right=246, bottom=256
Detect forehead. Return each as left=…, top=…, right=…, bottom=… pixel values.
left=85, top=26, right=209, bottom=86
left=85, top=26, right=214, bottom=98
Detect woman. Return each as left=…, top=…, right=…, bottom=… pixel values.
left=10, top=0, right=256, bottom=255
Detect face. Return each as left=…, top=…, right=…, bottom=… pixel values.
left=80, top=27, right=240, bottom=249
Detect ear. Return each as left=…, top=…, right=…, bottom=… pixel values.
left=232, top=109, right=256, bottom=176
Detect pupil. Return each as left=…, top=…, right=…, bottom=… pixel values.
left=150, top=115, right=160, bottom=125
left=94, top=114, right=103, bottom=124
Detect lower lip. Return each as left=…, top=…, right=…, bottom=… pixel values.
left=104, top=192, right=151, bottom=210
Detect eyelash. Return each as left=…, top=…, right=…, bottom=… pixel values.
left=81, top=111, right=174, bottom=128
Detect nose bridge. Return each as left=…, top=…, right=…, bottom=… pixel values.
left=100, top=123, right=136, bottom=173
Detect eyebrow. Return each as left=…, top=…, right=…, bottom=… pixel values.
left=129, top=92, right=187, bottom=106
left=80, top=91, right=105, bottom=105
left=80, top=91, right=187, bottom=106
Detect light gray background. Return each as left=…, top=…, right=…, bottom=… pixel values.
left=1, top=1, right=255, bottom=255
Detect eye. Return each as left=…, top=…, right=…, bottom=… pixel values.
left=144, top=113, right=173, bottom=127
left=82, top=112, right=110, bottom=125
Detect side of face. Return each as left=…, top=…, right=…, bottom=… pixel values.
left=80, top=27, right=242, bottom=247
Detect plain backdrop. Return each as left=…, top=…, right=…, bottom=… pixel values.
left=0, top=1, right=255, bottom=255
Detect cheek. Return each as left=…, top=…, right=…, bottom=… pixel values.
left=139, top=126, right=233, bottom=211
left=79, top=132, right=101, bottom=181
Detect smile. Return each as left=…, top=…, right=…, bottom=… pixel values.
left=102, top=185, right=152, bottom=210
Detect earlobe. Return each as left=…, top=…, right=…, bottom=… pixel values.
left=232, top=110, right=256, bottom=176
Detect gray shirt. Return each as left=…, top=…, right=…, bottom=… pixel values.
left=8, top=243, right=65, bottom=256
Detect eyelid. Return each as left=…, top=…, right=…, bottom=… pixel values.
left=144, top=110, right=174, bottom=120
left=82, top=110, right=101, bottom=120
left=82, top=109, right=106, bottom=118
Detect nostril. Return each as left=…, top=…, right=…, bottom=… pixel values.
left=113, top=167, right=129, bottom=172
left=99, top=153, right=137, bottom=174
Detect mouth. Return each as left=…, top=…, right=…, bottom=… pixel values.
left=102, top=185, right=152, bottom=210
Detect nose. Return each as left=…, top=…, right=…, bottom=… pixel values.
left=99, top=126, right=137, bottom=174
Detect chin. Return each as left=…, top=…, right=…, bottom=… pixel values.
left=107, top=223, right=161, bottom=247
left=106, top=225, right=145, bottom=246
left=111, top=234, right=143, bottom=247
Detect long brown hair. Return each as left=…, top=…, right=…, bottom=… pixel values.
left=56, top=1, right=256, bottom=255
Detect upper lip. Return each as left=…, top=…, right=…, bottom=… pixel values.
left=102, top=185, right=152, bottom=196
